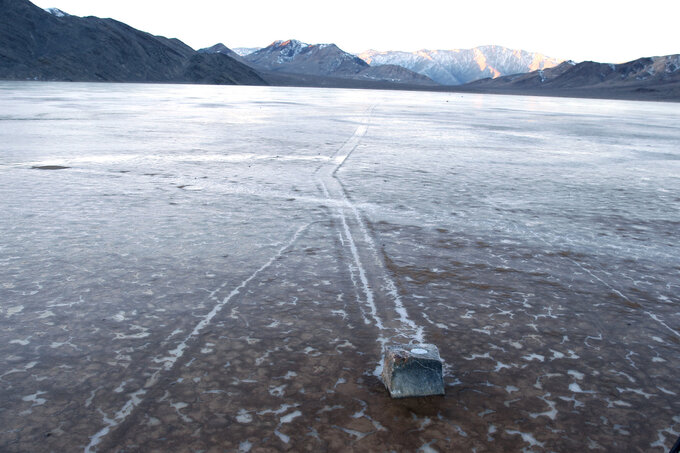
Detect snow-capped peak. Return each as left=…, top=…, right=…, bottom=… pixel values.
left=44, top=7, right=69, bottom=17
left=233, top=47, right=261, bottom=57
left=268, top=39, right=312, bottom=62
left=272, top=39, right=308, bottom=49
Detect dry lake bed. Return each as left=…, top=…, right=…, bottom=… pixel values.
left=1, top=82, right=679, bottom=452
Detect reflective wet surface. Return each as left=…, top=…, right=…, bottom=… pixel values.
left=1, top=81, right=679, bottom=452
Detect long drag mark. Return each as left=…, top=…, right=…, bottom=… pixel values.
left=316, top=106, right=425, bottom=351
left=320, top=180, right=385, bottom=334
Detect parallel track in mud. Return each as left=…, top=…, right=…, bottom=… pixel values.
left=314, top=107, right=425, bottom=362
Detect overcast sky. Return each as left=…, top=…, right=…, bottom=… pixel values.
left=32, top=0, right=679, bottom=63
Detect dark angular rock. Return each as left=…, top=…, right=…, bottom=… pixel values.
left=382, top=344, right=445, bottom=398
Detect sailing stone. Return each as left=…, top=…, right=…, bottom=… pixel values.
left=382, top=344, right=445, bottom=398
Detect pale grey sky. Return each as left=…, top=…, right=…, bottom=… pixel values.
left=31, top=0, right=680, bottom=63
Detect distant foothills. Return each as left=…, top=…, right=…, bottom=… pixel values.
left=1, top=0, right=679, bottom=101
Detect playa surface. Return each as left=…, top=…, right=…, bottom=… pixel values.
left=1, top=82, right=678, bottom=452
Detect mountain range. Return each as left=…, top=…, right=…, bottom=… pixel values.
left=0, top=0, right=435, bottom=89
left=1, top=0, right=678, bottom=101
left=221, top=44, right=680, bottom=100
left=228, top=44, right=561, bottom=86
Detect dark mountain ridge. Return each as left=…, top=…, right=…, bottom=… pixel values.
left=0, top=0, right=266, bottom=85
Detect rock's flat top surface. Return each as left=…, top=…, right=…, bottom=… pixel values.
left=385, top=344, right=442, bottom=361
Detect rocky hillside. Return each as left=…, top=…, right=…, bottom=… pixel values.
left=358, top=64, right=436, bottom=85
left=197, top=43, right=251, bottom=66
left=359, top=46, right=562, bottom=85
left=244, top=40, right=369, bottom=77
left=461, top=55, right=680, bottom=100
